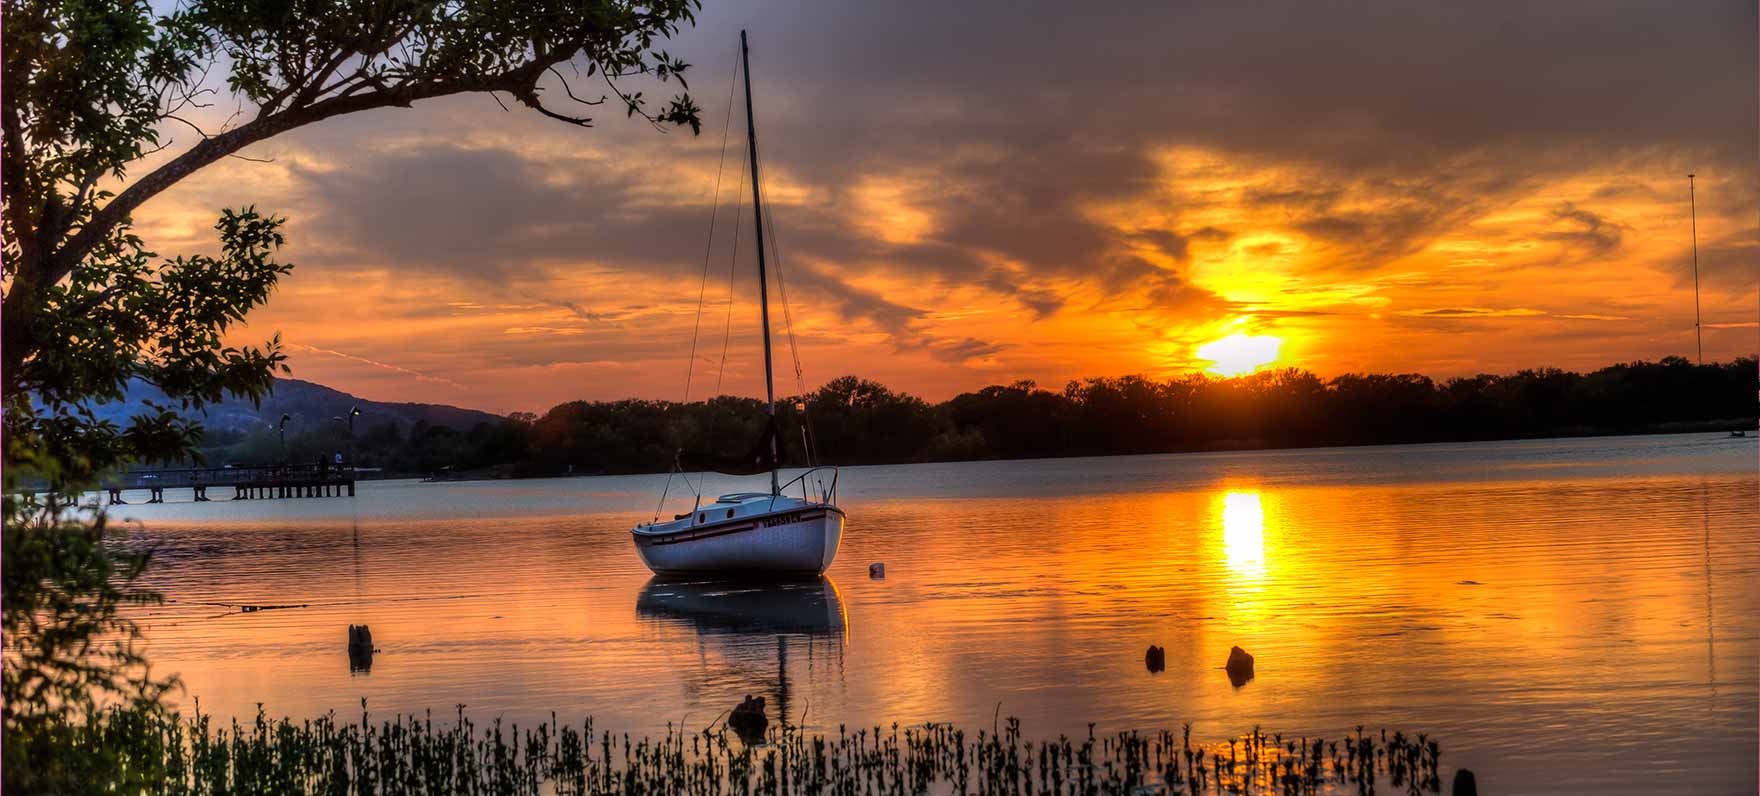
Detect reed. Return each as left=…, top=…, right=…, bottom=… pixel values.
left=59, top=700, right=1446, bottom=795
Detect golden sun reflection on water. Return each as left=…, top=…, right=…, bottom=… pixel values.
left=122, top=439, right=1760, bottom=794
left=1220, top=491, right=1266, bottom=578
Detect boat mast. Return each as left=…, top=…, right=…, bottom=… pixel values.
left=741, top=30, right=780, bottom=495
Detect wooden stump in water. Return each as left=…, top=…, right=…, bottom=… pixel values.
left=1225, top=645, right=1255, bottom=686
left=1452, top=769, right=1478, bottom=796
left=348, top=625, right=376, bottom=673
left=728, top=694, right=767, bottom=743
left=348, top=625, right=374, bottom=651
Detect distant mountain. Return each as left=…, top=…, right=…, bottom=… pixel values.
left=91, top=378, right=503, bottom=434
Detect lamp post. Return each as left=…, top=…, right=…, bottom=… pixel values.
left=349, top=406, right=361, bottom=466
left=330, top=406, right=362, bottom=464
left=278, top=414, right=293, bottom=463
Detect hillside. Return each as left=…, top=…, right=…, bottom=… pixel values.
left=91, top=378, right=502, bottom=435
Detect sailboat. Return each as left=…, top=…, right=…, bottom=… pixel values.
left=631, top=31, right=845, bottom=577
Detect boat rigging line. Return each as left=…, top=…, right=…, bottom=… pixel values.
left=740, top=28, right=782, bottom=497
left=656, top=31, right=824, bottom=517
left=696, top=115, right=750, bottom=505
left=757, top=171, right=821, bottom=468
left=658, top=42, right=744, bottom=521
left=628, top=30, right=847, bottom=578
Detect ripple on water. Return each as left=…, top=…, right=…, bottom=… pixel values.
left=122, top=434, right=1759, bottom=794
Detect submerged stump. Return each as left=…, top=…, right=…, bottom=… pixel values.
left=348, top=624, right=374, bottom=651
left=1144, top=644, right=1166, bottom=673
left=1226, top=645, right=1255, bottom=686
left=728, top=694, right=768, bottom=743
left=348, top=625, right=377, bottom=673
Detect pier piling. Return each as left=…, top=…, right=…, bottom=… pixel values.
left=98, top=464, right=358, bottom=506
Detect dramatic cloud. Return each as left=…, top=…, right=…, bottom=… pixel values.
left=125, top=0, right=1756, bottom=412
left=1542, top=203, right=1628, bottom=256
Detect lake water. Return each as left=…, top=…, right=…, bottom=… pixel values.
left=120, top=433, right=1757, bottom=794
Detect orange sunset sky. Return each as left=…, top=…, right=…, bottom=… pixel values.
left=133, top=1, right=1756, bottom=414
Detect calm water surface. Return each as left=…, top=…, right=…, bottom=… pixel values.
left=121, top=434, right=1758, bottom=794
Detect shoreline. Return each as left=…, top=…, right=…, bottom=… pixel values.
left=384, top=418, right=1755, bottom=485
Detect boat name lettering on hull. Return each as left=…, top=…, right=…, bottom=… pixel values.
left=639, top=510, right=834, bottom=546
left=760, top=511, right=810, bottom=528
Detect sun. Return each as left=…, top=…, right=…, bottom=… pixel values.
left=1196, top=333, right=1282, bottom=377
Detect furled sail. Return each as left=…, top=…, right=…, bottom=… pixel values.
left=678, top=416, right=784, bottom=475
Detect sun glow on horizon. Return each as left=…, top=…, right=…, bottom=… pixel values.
left=1196, top=333, right=1283, bottom=377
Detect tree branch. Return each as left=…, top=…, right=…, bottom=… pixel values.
left=59, top=282, right=130, bottom=320
left=288, top=46, right=361, bottom=110
left=163, top=114, right=216, bottom=140
left=549, top=66, right=606, bottom=106
left=46, top=163, right=105, bottom=246
left=523, top=100, right=596, bottom=127
left=2, top=101, right=42, bottom=272
left=600, top=68, right=670, bottom=131
left=36, top=55, right=573, bottom=294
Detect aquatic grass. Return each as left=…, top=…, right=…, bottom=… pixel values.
left=56, top=700, right=1445, bottom=795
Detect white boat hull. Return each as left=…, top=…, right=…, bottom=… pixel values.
left=634, top=505, right=843, bottom=576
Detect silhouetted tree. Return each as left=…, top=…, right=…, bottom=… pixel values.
left=200, top=357, right=1758, bottom=478
left=2, top=2, right=705, bottom=788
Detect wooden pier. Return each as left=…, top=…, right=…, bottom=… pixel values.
left=102, top=463, right=357, bottom=504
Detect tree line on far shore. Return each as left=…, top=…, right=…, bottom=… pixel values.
left=220, top=356, right=1758, bottom=478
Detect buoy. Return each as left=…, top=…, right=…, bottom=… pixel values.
left=869, top=562, right=885, bottom=579
left=1452, top=768, right=1478, bottom=796
left=1144, top=645, right=1166, bottom=673
left=1225, top=645, right=1254, bottom=686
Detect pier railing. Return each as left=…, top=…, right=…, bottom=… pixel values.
left=99, top=463, right=358, bottom=503
left=107, top=463, right=357, bottom=489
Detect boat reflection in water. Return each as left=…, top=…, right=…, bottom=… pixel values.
left=636, top=577, right=846, bottom=741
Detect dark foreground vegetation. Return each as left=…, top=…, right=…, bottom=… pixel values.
left=12, top=703, right=1446, bottom=795
left=240, top=357, right=1756, bottom=477
left=2, top=0, right=702, bottom=789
